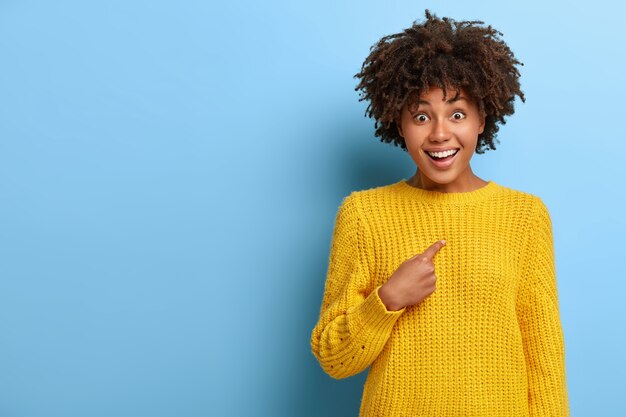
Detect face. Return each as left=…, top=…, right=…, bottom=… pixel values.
left=396, top=86, right=486, bottom=191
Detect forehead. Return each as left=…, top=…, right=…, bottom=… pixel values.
left=407, top=87, right=474, bottom=110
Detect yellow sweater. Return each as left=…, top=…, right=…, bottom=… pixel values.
left=310, top=179, right=569, bottom=417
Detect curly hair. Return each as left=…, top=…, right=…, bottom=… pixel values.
left=353, top=9, right=525, bottom=154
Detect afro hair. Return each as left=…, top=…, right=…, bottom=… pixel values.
left=353, top=9, right=526, bottom=154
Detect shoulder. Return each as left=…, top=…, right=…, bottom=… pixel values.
left=350, top=181, right=400, bottom=197
left=494, top=183, right=551, bottom=215
left=332, top=182, right=401, bottom=234
left=333, top=185, right=382, bottom=225
left=335, top=183, right=402, bottom=229
left=337, top=182, right=399, bottom=211
left=497, top=184, right=553, bottom=234
left=494, top=182, right=538, bottom=203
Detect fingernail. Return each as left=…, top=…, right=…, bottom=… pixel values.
left=441, top=240, right=446, bottom=245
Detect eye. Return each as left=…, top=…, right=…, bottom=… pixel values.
left=413, top=113, right=429, bottom=123
left=452, top=111, right=466, bottom=120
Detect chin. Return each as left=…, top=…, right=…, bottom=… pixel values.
left=424, top=174, right=459, bottom=185
left=418, top=163, right=465, bottom=182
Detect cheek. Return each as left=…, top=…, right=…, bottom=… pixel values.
left=405, top=138, right=426, bottom=157
left=457, top=127, right=480, bottom=148
left=401, top=126, right=425, bottom=145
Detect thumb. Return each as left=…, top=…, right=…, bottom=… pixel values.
left=421, top=239, right=446, bottom=260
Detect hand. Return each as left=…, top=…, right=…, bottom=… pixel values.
left=379, top=240, right=446, bottom=311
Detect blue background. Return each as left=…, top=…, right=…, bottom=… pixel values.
left=1, top=1, right=624, bottom=416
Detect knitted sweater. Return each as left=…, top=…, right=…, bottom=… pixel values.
left=310, top=179, right=569, bottom=417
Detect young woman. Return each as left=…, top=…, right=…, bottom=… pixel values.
left=310, top=9, right=569, bottom=417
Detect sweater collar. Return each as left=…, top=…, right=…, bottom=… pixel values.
left=396, top=179, right=501, bottom=204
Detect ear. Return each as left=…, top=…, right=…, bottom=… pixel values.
left=478, top=113, right=486, bottom=135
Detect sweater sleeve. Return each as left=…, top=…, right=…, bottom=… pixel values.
left=310, top=193, right=406, bottom=379
left=516, top=197, right=570, bottom=416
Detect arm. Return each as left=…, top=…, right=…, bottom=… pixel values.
left=310, top=193, right=406, bottom=379
left=516, top=197, right=570, bottom=416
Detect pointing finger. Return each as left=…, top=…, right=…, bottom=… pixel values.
left=421, top=239, right=446, bottom=260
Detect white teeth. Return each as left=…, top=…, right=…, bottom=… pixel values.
left=427, top=149, right=459, bottom=158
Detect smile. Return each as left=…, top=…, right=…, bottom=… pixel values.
left=425, top=149, right=459, bottom=169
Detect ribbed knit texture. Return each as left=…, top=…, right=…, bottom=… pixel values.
left=310, top=179, right=569, bottom=417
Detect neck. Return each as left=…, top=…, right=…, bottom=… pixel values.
left=409, top=168, right=488, bottom=193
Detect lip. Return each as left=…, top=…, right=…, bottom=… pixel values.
left=424, top=147, right=460, bottom=152
left=424, top=149, right=460, bottom=169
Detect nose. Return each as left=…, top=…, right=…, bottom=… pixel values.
left=429, top=118, right=452, bottom=142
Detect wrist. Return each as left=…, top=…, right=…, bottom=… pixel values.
left=378, top=284, right=403, bottom=311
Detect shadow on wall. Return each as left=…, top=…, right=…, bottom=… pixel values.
left=280, top=117, right=411, bottom=417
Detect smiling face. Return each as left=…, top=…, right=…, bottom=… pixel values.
left=397, top=86, right=487, bottom=192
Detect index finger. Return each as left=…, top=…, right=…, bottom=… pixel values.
left=422, top=239, right=446, bottom=260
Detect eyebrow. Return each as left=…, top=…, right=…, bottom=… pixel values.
left=417, top=96, right=469, bottom=105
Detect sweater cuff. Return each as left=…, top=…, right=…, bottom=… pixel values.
left=346, top=284, right=406, bottom=338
